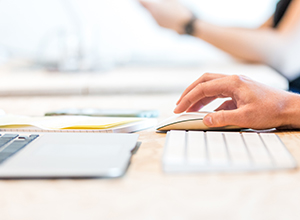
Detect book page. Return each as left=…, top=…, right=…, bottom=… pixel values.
left=0, top=115, right=142, bottom=130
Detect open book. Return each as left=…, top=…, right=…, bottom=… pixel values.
left=0, top=115, right=157, bottom=133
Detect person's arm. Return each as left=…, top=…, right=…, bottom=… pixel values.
left=258, top=15, right=274, bottom=29
left=140, top=0, right=300, bottom=65
left=174, top=73, right=300, bottom=130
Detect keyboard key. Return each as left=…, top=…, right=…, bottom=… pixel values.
left=206, top=132, right=229, bottom=166
left=0, top=134, right=18, bottom=148
left=0, top=134, right=39, bottom=164
left=186, top=131, right=206, bottom=165
left=241, top=133, right=272, bottom=167
left=163, top=130, right=186, bottom=164
left=224, top=132, right=251, bottom=166
left=260, top=133, right=296, bottom=168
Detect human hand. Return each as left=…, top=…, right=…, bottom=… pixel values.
left=174, top=73, right=297, bottom=130
left=139, top=0, right=192, bottom=34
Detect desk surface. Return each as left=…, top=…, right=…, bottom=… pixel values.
left=0, top=60, right=288, bottom=96
left=0, top=95, right=299, bottom=220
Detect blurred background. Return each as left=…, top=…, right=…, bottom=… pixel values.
left=0, top=0, right=277, bottom=72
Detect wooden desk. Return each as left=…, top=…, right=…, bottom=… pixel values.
left=0, top=95, right=300, bottom=220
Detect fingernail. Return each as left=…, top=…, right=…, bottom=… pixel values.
left=204, top=116, right=213, bottom=126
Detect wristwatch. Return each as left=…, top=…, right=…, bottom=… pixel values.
left=184, top=14, right=198, bottom=36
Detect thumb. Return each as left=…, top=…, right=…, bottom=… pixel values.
left=139, top=0, right=153, bottom=9
left=203, top=110, right=241, bottom=127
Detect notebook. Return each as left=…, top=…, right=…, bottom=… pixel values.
left=0, top=115, right=157, bottom=133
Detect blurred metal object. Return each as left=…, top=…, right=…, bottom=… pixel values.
left=36, top=0, right=116, bottom=72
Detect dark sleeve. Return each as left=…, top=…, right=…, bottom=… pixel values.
left=273, top=0, right=292, bottom=28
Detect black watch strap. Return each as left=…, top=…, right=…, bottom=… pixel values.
left=184, top=14, right=198, bottom=36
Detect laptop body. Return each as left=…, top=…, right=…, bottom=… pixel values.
left=0, top=132, right=139, bottom=178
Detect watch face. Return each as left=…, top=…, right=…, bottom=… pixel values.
left=184, top=16, right=197, bottom=35
left=185, top=25, right=193, bottom=35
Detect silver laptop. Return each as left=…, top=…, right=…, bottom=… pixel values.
left=0, top=132, right=139, bottom=178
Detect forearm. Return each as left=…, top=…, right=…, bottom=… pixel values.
left=193, top=20, right=282, bottom=63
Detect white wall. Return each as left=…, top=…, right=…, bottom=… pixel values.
left=0, top=0, right=277, bottom=69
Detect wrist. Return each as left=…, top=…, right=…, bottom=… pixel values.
left=280, top=92, right=300, bottom=129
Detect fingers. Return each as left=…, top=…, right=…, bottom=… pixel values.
left=176, top=73, right=227, bottom=105
left=174, top=75, right=238, bottom=113
left=138, top=0, right=146, bottom=6
left=203, top=109, right=242, bottom=127
left=139, top=0, right=173, bottom=9
left=215, top=100, right=237, bottom=111
left=186, top=96, right=217, bottom=112
left=139, top=0, right=153, bottom=10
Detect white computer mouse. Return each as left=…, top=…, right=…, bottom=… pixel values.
left=156, top=111, right=242, bottom=131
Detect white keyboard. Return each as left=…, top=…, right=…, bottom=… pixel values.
left=162, top=130, right=297, bottom=173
